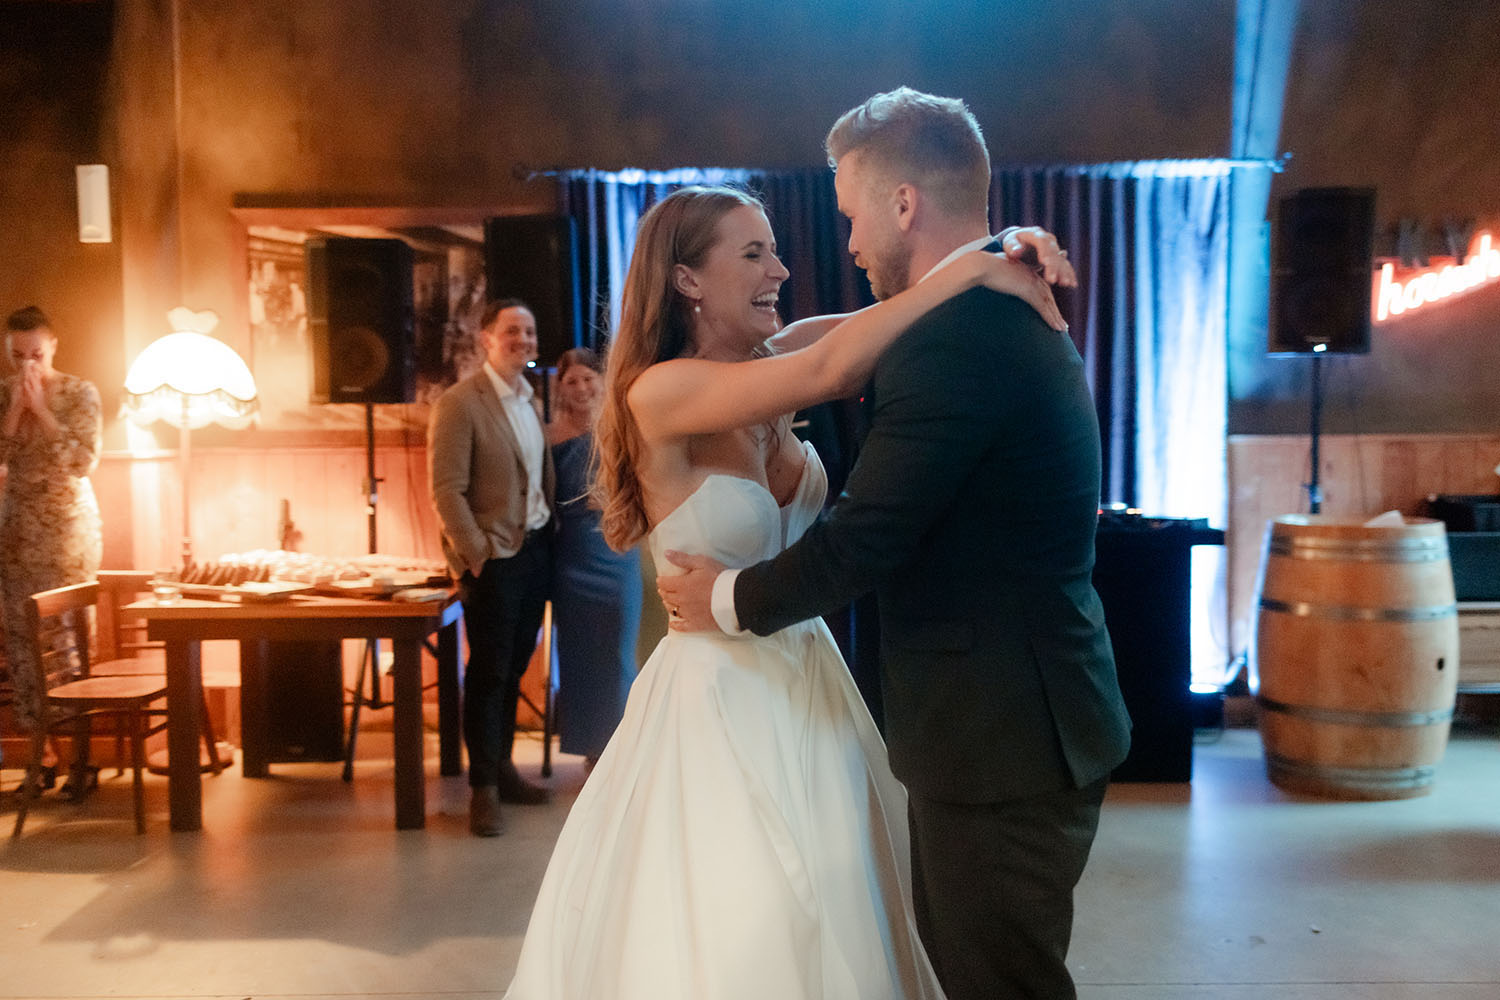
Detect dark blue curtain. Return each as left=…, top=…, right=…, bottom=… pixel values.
left=993, top=162, right=1235, bottom=521
left=560, top=168, right=871, bottom=348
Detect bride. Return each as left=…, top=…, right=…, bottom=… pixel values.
left=503, top=186, right=1066, bottom=999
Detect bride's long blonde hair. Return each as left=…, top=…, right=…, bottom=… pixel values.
left=593, top=186, right=766, bottom=551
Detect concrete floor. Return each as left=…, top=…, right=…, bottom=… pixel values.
left=1, top=720, right=1497, bottom=1000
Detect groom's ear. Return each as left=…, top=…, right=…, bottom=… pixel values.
left=892, top=183, right=919, bottom=233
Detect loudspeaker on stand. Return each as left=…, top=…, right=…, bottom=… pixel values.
left=306, top=236, right=416, bottom=404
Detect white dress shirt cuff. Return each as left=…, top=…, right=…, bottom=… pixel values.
left=710, top=569, right=750, bottom=636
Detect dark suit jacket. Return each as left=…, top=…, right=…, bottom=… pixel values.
left=428, top=369, right=556, bottom=579
left=735, top=287, right=1132, bottom=804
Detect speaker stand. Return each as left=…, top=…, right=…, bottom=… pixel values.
left=344, top=402, right=386, bottom=781
left=1304, top=350, right=1325, bottom=514
left=363, top=402, right=381, bottom=553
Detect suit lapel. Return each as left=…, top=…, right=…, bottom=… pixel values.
left=472, top=370, right=524, bottom=461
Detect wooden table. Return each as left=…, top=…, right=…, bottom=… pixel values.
left=131, top=592, right=464, bottom=831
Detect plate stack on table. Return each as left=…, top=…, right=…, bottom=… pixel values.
left=166, top=551, right=453, bottom=767
left=169, top=551, right=450, bottom=602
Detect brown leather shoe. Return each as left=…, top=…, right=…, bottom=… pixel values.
left=469, top=786, right=505, bottom=837
left=497, top=761, right=551, bottom=805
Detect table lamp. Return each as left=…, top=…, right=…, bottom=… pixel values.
left=123, top=307, right=258, bottom=569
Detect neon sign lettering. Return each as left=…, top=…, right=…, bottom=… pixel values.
left=1374, top=231, right=1500, bottom=321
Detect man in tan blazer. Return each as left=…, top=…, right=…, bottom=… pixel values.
left=429, top=298, right=555, bottom=836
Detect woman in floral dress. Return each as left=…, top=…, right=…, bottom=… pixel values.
left=1, top=306, right=103, bottom=781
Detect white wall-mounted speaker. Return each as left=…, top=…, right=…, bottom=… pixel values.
left=75, top=164, right=111, bottom=243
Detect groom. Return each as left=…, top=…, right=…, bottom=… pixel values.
left=660, top=88, right=1131, bottom=999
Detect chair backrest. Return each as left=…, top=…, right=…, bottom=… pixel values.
left=95, top=570, right=158, bottom=661
left=26, top=582, right=100, bottom=697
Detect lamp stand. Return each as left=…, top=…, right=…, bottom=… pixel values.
left=179, top=394, right=193, bottom=569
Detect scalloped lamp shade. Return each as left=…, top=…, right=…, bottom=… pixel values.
left=123, top=331, right=258, bottom=430
left=122, top=316, right=259, bottom=567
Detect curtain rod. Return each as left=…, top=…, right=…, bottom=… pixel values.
left=518, top=155, right=1288, bottom=183
left=1004, top=155, right=1288, bottom=178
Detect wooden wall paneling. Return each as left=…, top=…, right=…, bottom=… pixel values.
left=1379, top=439, right=1422, bottom=516
left=193, top=449, right=261, bottom=558
left=1399, top=437, right=1453, bottom=511
left=124, top=452, right=179, bottom=572
left=282, top=450, right=334, bottom=556
left=1320, top=435, right=1381, bottom=514
left=1228, top=435, right=1303, bottom=663
left=1445, top=439, right=1499, bottom=495
left=376, top=436, right=443, bottom=561
left=99, top=440, right=449, bottom=570
left=93, top=455, right=136, bottom=569
left=322, top=449, right=370, bottom=556
left=373, top=440, right=412, bottom=559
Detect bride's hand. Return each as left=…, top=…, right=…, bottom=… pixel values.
left=1001, top=226, right=1078, bottom=288
left=964, top=251, right=1068, bottom=332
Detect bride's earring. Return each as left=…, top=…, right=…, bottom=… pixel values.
left=692, top=301, right=702, bottom=316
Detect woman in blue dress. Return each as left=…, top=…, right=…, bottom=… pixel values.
left=546, top=347, right=642, bottom=767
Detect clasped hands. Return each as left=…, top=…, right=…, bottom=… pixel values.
left=1003, top=226, right=1077, bottom=290
left=4, top=360, right=50, bottom=436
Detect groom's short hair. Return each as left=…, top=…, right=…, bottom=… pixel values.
left=825, top=87, right=990, bottom=220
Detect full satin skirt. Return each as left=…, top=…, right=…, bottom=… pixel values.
left=504, top=619, right=944, bottom=1000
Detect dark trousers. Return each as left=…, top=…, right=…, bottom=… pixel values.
left=459, top=531, right=551, bottom=788
left=908, top=776, right=1109, bottom=1000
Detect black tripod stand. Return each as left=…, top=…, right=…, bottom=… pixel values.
left=1304, top=348, right=1327, bottom=514
left=343, top=402, right=386, bottom=781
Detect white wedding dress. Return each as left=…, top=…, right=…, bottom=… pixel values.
left=504, top=442, right=945, bottom=1000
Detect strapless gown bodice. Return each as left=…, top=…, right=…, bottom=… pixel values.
left=646, top=439, right=828, bottom=574
left=505, top=442, right=945, bottom=1000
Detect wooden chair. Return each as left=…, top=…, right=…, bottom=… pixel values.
left=96, top=570, right=169, bottom=666
left=94, top=570, right=230, bottom=773
left=12, top=582, right=168, bottom=836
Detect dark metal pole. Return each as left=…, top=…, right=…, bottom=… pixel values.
left=1306, top=351, right=1324, bottom=514
left=364, top=402, right=378, bottom=554
left=346, top=402, right=384, bottom=780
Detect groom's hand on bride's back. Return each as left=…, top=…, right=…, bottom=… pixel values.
left=658, top=551, right=726, bottom=633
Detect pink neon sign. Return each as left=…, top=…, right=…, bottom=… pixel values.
left=1374, top=232, right=1500, bottom=322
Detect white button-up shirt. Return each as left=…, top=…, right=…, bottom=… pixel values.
left=483, top=361, right=551, bottom=532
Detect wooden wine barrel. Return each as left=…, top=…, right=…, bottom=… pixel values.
left=1254, top=515, right=1459, bottom=799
